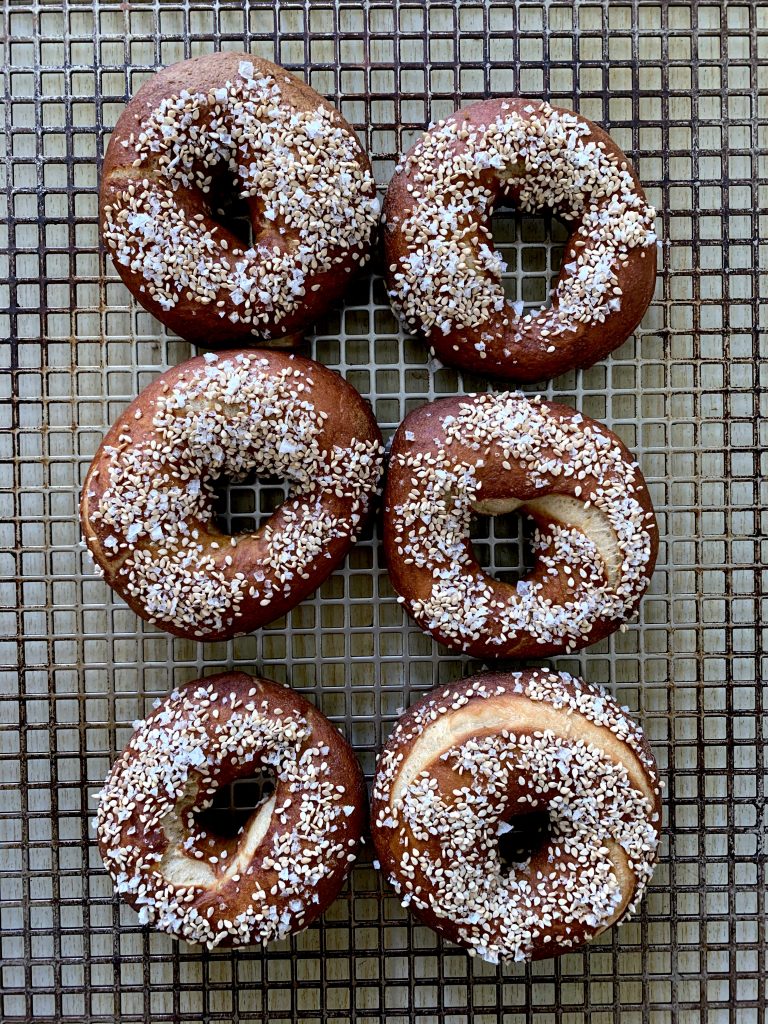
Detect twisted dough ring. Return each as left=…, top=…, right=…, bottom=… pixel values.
left=384, top=98, right=657, bottom=381
left=81, top=350, right=383, bottom=641
left=371, top=670, right=661, bottom=963
left=102, top=52, right=379, bottom=344
left=383, top=391, right=657, bottom=658
left=97, top=672, right=366, bottom=948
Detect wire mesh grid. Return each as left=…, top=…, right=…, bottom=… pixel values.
left=1, top=1, right=765, bottom=1022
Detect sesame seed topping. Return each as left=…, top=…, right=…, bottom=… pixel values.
left=386, top=101, right=657, bottom=347
left=97, top=673, right=363, bottom=948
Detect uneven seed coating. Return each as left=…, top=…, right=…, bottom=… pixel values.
left=371, top=670, right=662, bottom=963
left=97, top=672, right=366, bottom=948
left=384, top=98, right=658, bottom=381
left=81, top=350, right=384, bottom=641
left=383, top=391, right=657, bottom=659
left=101, top=52, right=380, bottom=344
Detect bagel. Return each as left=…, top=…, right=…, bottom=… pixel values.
left=384, top=98, right=657, bottom=381
left=97, top=671, right=366, bottom=948
left=81, top=350, right=383, bottom=640
left=371, top=670, right=662, bottom=963
left=383, top=391, right=657, bottom=658
left=101, top=52, right=379, bottom=345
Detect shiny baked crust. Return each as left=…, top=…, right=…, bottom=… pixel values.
left=384, top=98, right=657, bottom=381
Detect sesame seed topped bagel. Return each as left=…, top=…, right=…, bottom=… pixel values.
left=81, top=350, right=384, bottom=641
left=383, top=391, right=657, bottom=658
left=384, top=98, right=658, bottom=381
left=101, top=52, right=380, bottom=345
left=371, top=670, right=662, bottom=963
left=97, top=671, right=366, bottom=948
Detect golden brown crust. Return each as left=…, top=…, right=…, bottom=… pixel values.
left=371, top=670, right=662, bottom=963
left=97, top=671, right=367, bottom=947
left=384, top=97, right=657, bottom=382
left=81, top=350, right=383, bottom=641
left=101, top=52, right=378, bottom=345
left=383, top=392, right=658, bottom=658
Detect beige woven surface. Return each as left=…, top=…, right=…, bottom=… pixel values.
left=1, top=2, right=765, bottom=1022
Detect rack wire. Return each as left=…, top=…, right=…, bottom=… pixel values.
left=1, top=2, right=765, bottom=1022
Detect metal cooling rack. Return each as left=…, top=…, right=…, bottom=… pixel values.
left=1, top=2, right=765, bottom=1022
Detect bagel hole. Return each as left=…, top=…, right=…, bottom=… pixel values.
left=490, top=208, right=568, bottom=309
left=213, top=469, right=291, bottom=535
left=212, top=187, right=254, bottom=249
left=470, top=508, right=536, bottom=585
left=195, top=767, right=276, bottom=840
left=497, top=809, right=551, bottom=871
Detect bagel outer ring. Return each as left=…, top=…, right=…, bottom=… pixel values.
left=102, top=51, right=378, bottom=345
left=383, top=392, right=658, bottom=659
left=384, top=97, right=657, bottom=381
left=81, top=349, right=383, bottom=641
left=371, top=669, right=662, bottom=962
left=97, top=671, right=367, bottom=948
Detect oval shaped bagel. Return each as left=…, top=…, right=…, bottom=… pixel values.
left=97, top=672, right=366, bottom=948
left=384, top=98, right=657, bottom=381
left=81, top=350, right=384, bottom=641
left=383, top=391, right=657, bottom=658
left=102, top=52, right=380, bottom=345
left=371, top=670, right=662, bottom=963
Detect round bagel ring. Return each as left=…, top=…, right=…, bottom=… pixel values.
left=101, top=51, right=380, bottom=346
left=97, top=671, right=367, bottom=948
left=371, top=669, right=662, bottom=964
left=384, top=98, right=658, bottom=381
left=81, top=349, right=384, bottom=641
left=383, top=391, right=657, bottom=658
